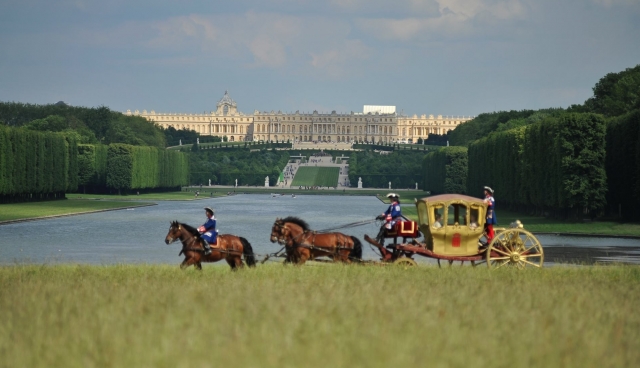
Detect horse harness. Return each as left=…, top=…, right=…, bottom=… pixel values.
left=288, top=229, right=353, bottom=256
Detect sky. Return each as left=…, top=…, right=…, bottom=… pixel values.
left=0, top=0, right=639, bottom=117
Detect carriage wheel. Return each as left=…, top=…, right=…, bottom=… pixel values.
left=393, top=257, right=417, bottom=268
left=486, top=229, right=544, bottom=269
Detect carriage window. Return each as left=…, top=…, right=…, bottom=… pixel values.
left=469, top=206, right=480, bottom=230
left=417, top=201, right=429, bottom=226
left=447, top=204, right=468, bottom=226
left=432, top=205, right=444, bottom=229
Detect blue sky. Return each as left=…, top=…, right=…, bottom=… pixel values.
left=1, top=0, right=638, bottom=117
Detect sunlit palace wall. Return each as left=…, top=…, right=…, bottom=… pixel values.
left=126, top=92, right=473, bottom=144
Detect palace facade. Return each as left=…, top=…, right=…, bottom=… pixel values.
left=126, top=92, right=473, bottom=144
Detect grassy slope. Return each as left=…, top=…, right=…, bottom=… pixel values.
left=290, top=167, right=340, bottom=187
left=1, top=264, right=638, bottom=367
left=0, top=200, right=151, bottom=222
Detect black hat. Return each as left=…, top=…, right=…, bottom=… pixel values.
left=204, top=207, right=214, bottom=215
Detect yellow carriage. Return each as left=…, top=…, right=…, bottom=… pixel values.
left=365, top=194, right=544, bottom=268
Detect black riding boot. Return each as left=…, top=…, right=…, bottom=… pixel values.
left=202, top=239, right=212, bottom=256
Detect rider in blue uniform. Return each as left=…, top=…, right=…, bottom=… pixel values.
left=376, top=193, right=402, bottom=242
left=383, top=193, right=402, bottom=229
left=197, top=207, right=218, bottom=255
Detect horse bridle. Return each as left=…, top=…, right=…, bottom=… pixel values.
left=272, top=221, right=288, bottom=245
left=167, top=223, right=201, bottom=250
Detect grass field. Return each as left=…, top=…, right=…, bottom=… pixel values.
left=0, top=200, right=151, bottom=222
left=290, top=166, right=340, bottom=187
left=67, top=191, right=227, bottom=201
left=1, top=264, right=638, bottom=367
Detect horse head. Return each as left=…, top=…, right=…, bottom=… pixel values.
left=270, top=218, right=286, bottom=244
left=165, top=221, right=182, bottom=245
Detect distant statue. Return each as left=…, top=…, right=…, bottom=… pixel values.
left=235, top=179, right=238, bottom=188
left=415, top=182, right=418, bottom=190
left=197, top=138, right=200, bottom=144
left=265, top=176, right=269, bottom=187
left=208, top=179, right=211, bottom=186
left=389, top=181, right=391, bottom=189
left=179, top=139, right=182, bottom=146
left=358, top=177, right=362, bottom=189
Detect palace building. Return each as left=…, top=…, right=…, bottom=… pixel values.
left=126, top=91, right=473, bottom=144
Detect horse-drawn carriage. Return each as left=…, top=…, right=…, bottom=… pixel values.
left=365, top=194, right=544, bottom=268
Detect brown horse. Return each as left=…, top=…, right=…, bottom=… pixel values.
left=165, top=221, right=256, bottom=270
left=270, top=217, right=362, bottom=265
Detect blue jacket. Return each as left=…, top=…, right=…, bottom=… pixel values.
left=384, top=201, right=402, bottom=220
left=485, top=196, right=498, bottom=225
left=201, top=217, right=218, bottom=244
left=202, top=217, right=216, bottom=232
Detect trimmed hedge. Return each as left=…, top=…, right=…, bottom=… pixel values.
left=78, top=144, right=108, bottom=191
left=467, top=113, right=607, bottom=217
left=423, top=147, right=468, bottom=195
left=106, top=144, right=189, bottom=193
left=0, top=126, right=78, bottom=202
left=605, top=110, right=640, bottom=219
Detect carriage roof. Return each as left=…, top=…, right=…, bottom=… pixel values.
left=418, top=194, right=487, bottom=207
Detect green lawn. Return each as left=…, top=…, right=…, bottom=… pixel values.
left=0, top=200, right=151, bottom=222
left=290, top=167, right=340, bottom=187
left=67, top=191, right=227, bottom=201
left=1, top=264, right=638, bottom=367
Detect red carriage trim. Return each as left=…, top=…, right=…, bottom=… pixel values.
left=386, top=221, right=419, bottom=237
left=452, top=233, right=461, bottom=247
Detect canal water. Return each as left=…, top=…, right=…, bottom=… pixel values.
left=1, top=194, right=639, bottom=265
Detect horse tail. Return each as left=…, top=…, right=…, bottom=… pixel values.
left=240, top=237, right=257, bottom=267
left=349, top=236, right=363, bottom=260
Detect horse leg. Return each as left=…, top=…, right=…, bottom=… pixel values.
left=226, top=257, right=238, bottom=271
left=180, top=259, right=189, bottom=269
left=195, top=262, right=202, bottom=270
left=180, top=256, right=198, bottom=270
left=298, top=249, right=310, bottom=265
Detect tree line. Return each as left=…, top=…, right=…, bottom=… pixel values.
left=188, top=148, right=291, bottom=187
left=422, top=147, right=468, bottom=195
left=0, top=125, right=78, bottom=203
left=0, top=124, right=189, bottom=201
left=348, top=150, right=424, bottom=189
left=428, top=64, right=640, bottom=219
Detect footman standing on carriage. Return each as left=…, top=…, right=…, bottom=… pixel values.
left=483, top=186, right=497, bottom=244
left=198, top=207, right=218, bottom=256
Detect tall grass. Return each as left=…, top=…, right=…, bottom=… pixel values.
left=1, top=264, right=638, bottom=367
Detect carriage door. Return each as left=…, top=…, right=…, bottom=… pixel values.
left=430, top=204, right=446, bottom=254
left=445, top=203, right=467, bottom=255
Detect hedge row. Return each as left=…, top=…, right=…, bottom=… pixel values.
left=605, top=110, right=640, bottom=219
left=101, top=144, right=189, bottom=193
left=467, top=113, right=607, bottom=216
left=423, top=147, right=468, bottom=195
left=0, top=126, right=77, bottom=202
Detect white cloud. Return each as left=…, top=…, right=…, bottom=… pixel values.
left=354, top=0, right=528, bottom=42
left=89, top=11, right=374, bottom=77
left=592, top=0, right=639, bottom=7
